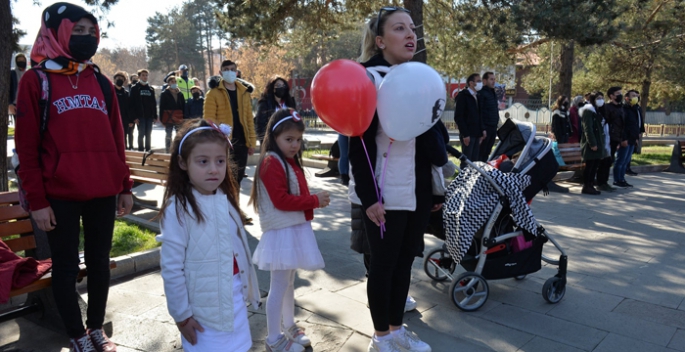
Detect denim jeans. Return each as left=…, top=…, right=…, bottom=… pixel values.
left=165, top=124, right=179, bottom=153
left=613, top=144, right=634, bottom=182
left=337, top=134, right=349, bottom=176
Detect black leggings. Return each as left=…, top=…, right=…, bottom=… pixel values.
left=47, top=196, right=116, bottom=338
left=596, top=157, right=613, bottom=186
left=583, top=159, right=601, bottom=188
left=363, top=208, right=430, bottom=331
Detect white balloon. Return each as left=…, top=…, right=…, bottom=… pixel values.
left=376, top=62, right=447, bottom=141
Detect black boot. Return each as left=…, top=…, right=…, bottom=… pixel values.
left=340, top=174, right=350, bottom=186
left=581, top=186, right=601, bottom=195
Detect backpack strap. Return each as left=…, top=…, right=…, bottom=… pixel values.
left=33, top=69, right=51, bottom=135
left=92, top=66, right=113, bottom=117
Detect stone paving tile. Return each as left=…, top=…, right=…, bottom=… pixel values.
left=516, top=336, right=587, bottom=352
left=613, top=299, right=685, bottom=329
left=575, top=274, right=683, bottom=309
left=295, top=289, right=375, bottom=333
left=480, top=304, right=607, bottom=350
left=404, top=320, right=497, bottom=352
left=109, top=271, right=166, bottom=296
left=668, top=329, right=685, bottom=352
left=546, top=287, right=675, bottom=346
left=592, top=332, right=674, bottom=352
left=339, top=331, right=372, bottom=352
left=416, top=305, right=535, bottom=352
left=107, top=312, right=180, bottom=352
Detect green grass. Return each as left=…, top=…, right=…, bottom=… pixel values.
left=78, top=220, right=160, bottom=257
left=630, top=145, right=671, bottom=166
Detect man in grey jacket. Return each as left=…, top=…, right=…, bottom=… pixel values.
left=478, top=72, right=500, bottom=161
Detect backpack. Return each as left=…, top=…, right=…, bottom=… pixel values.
left=16, top=66, right=113, bottom=212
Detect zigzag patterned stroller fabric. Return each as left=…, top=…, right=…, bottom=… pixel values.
left=443, top=162, right=541, bottom=265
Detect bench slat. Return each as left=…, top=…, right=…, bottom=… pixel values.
left=0, top=205, right=29, bottom=222
left=126, top=162, right=169, bottom=174
left=9, top=261, right=117, bottom=297
left=0, top=192, right=20, bottom=206
left=124, top=151, right=171, bottom=161
left=130, top=176, right=166, bottom=185
left=0, top=219, right=34, bottom=238
left=311, top=154, right=339, bottom=161
left=130, top=169, right=168, bottom=181
left=4, top=235, right=36, bottom=252
left=125, top=156, right=171, bottom=168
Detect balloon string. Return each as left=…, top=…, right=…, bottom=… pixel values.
left=360, top=137, right=386, bottom=238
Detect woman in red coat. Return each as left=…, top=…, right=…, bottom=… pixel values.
left=568, top=95, right=584, bottom=143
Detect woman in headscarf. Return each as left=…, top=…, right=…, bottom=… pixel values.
left=15, top=3, right=132, bottom=351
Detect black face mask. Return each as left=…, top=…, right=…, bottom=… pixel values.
left=192, top=92, right=201, bottom=99
left=69, top=35, right=99, bottom=62
left=16, top=61, right=27, bottom=69
left=615, top=94, right=623, bottom=103
left=562, top=102, right=569, bottom=108
left=274, top=87, right=288, bottom=99
left=115, top=79, right=124, bottom=87
left=131, top=79, right=138, bottom=85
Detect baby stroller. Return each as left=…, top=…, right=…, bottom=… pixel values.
left=423, top=119, right=568, bottom=312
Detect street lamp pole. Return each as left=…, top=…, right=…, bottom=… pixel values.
left=548, top=41, right=554, bottom=108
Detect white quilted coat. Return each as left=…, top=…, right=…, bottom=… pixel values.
left=158, top=188, right=261, bottom=332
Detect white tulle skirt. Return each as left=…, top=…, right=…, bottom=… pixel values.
left=252, top=222, right=325, bottom=271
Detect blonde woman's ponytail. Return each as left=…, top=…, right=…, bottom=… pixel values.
left=358, top=18, right=380, bottom=63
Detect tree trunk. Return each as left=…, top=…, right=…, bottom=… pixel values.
left=404, top=0, right=426, bottom=63
left=638, top=72, right=651, bottom=154
left=558, top=40, right=574, bottom=100
left=0, top=0, right=11, bottom=192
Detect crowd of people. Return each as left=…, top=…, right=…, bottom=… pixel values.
left=549, top=89, right=643, bottom=194
left=9, top=2, right=649, bottom=352
left=9, top=3, right=446, bottom=352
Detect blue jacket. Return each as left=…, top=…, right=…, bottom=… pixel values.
left=185, top=97, right=204, bottom=119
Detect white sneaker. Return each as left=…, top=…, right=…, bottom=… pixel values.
left=392, top=326, right=431, bottom=352
left=404, top=295, right=417, bottom=312
left=284, top=324, right=311, bottom=347
left=265, top=334, right=305, bottom=352
left=368, top=337, right=404, bottom=352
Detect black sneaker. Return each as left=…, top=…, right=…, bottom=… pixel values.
left=622, top=181, right=634, bottom=188
left=582, top=186, right=601, bottom=195
left=626, top=169, right=638, bottom=176
left=613, top=181, right=628, bottom=188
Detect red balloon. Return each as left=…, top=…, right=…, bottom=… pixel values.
left=311, top=59, right=376, bottom=137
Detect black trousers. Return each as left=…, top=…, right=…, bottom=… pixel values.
left=363, top=207, right=431, bottom=331
left=47, top=196, right=116, bottom=338
left=597, top=157, right=612, bottom=186
left=459, top=135, right=480, bottom=166
left=583, top=159, right=601, bottom=188
left=125, top=124, right=135, bottom=150
left=610, top=141, right=619, bottom=163
left=231, top=144, right=249, bottom=186
left=137, top=118, right=154, bottom=152
left=479, top=127, right=498, bottom=162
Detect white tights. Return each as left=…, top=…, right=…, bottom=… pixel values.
left=266, top=269, right=296, bottom=343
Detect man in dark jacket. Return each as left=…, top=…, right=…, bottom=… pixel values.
left=626, top=92, right=644, bottom=176
left=129, top=69, right=158, bottom=152
left=478, top=72, right=499, bottom=161
left=614, top=90, right=640, bottom=188
left=454, top=73, right=485, bottom=164
left=604, top=86, right=624, bottom=162
left=113, top=71, right=135, bottom=150
left=9, top=53, right=28, bottom=123
left=185, top=86, right=204, bottom=119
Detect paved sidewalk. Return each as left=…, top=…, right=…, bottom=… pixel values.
left=2, top=162, right=685, bottom=351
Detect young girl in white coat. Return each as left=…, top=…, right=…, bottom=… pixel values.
left=158, top=118, right=261, bottom=352
left=250, top=108, right=330, bottom=352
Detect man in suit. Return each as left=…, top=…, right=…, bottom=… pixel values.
left=454, top=73, right=485, bottom=164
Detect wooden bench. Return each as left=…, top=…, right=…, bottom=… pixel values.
left=125, top=151, right=171, bottom=209
left=0, top=192, right=116, bottom=330
left=557, top=142, right=583, bottom=172
left=666, top=140, right=685, bottom=173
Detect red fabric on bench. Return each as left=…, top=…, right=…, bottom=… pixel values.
left=0, top=240, right=52, bottom=304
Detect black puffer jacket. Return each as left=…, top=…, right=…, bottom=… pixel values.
left=349, top=203, right=369, bottom=254
left=477, top=86, right=499, bottom=128
left=603, top=102, right=624, bottom=143
left=623, top=104, right=640, bottom=146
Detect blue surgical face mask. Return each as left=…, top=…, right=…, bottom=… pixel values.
left=222, top=70, right=237, bottom=83
left=170, top=83, right=178, bottom=89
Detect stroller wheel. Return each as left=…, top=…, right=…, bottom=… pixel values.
left=514, top=275, right=527, bottom=281
left=450, top=272, right=489, bottom=312
left=542, top=277, right=566, bottom=303
left=423, top=248, right=455, bottom=282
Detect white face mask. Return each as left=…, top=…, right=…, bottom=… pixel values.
left=140, top=80, right=148, bottom=85
left=170, top=84, right=178, bottom=89
left=596, top=99, right=605, bottom=107
left=222, top=70, right=237, bottom=83
left=475, top=82, right=483, bottom=91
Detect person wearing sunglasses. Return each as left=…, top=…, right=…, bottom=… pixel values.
left=348, top=6, right=446, bottom=352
